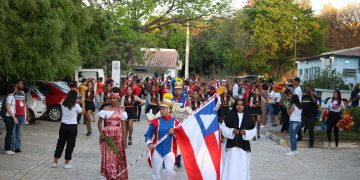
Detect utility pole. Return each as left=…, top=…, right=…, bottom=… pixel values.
left=293, top=16, right=298, bottom=74
left=185, top=22, right=190, bottom=80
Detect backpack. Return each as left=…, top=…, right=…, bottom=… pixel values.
left=0, top=95, right=9, bottom=119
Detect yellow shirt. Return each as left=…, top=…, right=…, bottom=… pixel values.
left=79, top=85, right=88, bottom=97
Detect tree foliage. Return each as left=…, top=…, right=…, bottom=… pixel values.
left=319, top=3, right=360, bottom=50
left=189, top=0, right=327, bottom=78
left=0, top=0, right=114, bottom=80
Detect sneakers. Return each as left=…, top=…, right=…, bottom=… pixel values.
left=52, top=163, right=59, bottom=168
left=260, top=125, right=265, bottom=128
left=4, top=150, right=15, bottom=155
left=286, top=151, right=296, bottom=156
left=128, top=137, right=132, bottom=145
left=64, top=164, right=73, bottom=169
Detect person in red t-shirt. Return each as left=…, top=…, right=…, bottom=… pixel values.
left=13, top=80, right=28, bottom=153
left=133, top=79, right=143, bottom=122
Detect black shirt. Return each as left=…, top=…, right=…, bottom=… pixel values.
left=350, top=89, right=360, bottom=107
left=302, top=94, right=317, bottom=118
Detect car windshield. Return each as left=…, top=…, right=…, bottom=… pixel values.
left=52, top=82, right=70, bottom=93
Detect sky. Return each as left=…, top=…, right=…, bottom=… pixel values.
left=232, top=0, right=360, bottom=14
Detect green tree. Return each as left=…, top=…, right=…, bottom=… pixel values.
left=0, top=0, right=113, bottom=80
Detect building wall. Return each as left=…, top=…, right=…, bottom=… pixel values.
left=333, top=57, right=360, bottom=85
left=131, top=67, right=179, bottom=78
left=298, top=57, right=360, bottom=85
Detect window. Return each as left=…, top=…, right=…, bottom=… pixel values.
left=343, top=69, right=356, bottom=78
left=299, top=69, right=303, bottom=76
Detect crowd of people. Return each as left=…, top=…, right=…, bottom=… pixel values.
left=2, top=74, right=360, bottom=180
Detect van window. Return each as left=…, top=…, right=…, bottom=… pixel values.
left=78, top=71, right=99, bottom=81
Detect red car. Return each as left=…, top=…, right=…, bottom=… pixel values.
left=36, top=81, right=69, bottom=121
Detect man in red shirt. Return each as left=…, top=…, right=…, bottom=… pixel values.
left=133, top=79, right=143, bottom=121
left=13, top=80, right=28, bottom=153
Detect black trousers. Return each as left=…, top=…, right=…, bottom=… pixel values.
left=137, top=105, right=141, bottom=121
left=280, top=106, right=289, bottom=132
left=54, top=123, right=78, bottom=160
left=327, top=111, right=341, bottom=146
left=302, top=116, right=316, bottom=146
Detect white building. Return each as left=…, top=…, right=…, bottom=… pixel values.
left=297, top=47, right=360, bottom=85
left=128, top=48, right=182, bottom=78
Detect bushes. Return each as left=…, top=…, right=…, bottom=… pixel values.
left=302, top=69, right=350, bottom=90
left=349, top=107, right=360, bottom=132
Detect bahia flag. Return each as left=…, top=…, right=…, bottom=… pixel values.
left=176, top=97, right=222, bottom=180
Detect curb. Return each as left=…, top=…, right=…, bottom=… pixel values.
left=261, top=129, right=360, bottom=148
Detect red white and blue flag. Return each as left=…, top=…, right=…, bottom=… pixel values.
left=176, top=97, right=222, bottom=180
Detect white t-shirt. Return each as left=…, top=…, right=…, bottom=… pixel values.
left=293, top=86, right=302, bottom=102
left=326, top=99, right=345, bottom=112
left=61, top=104, right=82, bottom=124
left=269, top=90, right=275, bottom=104
left=232, top=84, right=239, bottom=97
left=273, top=92, right=281, bottom=103
left=5, top=95, right=16, bottom=117
left=98, top=110, right=128, bottom=121
left=290, top=105, right=302, bottom=122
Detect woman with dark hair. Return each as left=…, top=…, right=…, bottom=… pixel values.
left=280, top=89, right=292, bottom=133
left=147, top=85, right=161, bottom=115
left=191, top=90, right=201, bottom=111
left=326, top=90, right=345, bottom=147
left=98, top=87, right=128, bottom=180
left=121, top=86, right=145, bottom=145
left=100, top=83, right=113, bottom=110
left=250, top=87, right=266, bottom=139
left=260, top=84, right=269, bottom=126
left=3, top=83, right=18, bottom=155
left=218, top=86, right=232, bottom=123
left=52, top=90, right=85, bottom=168
left=84, top=81, right=98, bottom=136
left=286, top=95, right=302, bottom=156
left=220, top=99, right=256, bottom=180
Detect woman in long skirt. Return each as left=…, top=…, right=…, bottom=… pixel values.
left=98, top=88, right=128, bottom=180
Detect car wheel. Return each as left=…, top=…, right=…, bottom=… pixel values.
left=48, top=106, right=61, bottom=121
left=28, top=109, right=36, bottom=124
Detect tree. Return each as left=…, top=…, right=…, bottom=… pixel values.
left=0, top=0, right=113, bottom=80
left=319, top=3, right=360, bottom=50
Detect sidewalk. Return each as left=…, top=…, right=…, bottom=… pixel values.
left=261, top=124, right=360, bottom=148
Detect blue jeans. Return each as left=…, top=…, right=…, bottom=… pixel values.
left=12, top=116, right=25, bottom=150
left=3, top=116, right=14, bottom=151
left=289, top=121, right=301, bottom=151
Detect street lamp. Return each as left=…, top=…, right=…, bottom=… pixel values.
left=293, top=16, right=298, bottom=73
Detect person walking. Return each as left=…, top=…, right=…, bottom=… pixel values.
left=121, top=86, right=145, bottom=145
left=260, top=84, right=269, bottom=127
left=220, top=99, right=256, bottom=180
left=326, top=90, right=345, bottom=147
left=145, top=93, right=179, bottom=180
left=250, top=87, right=266, bottom=139
left=98, top=88, right=128, bottom=180
left=301, top=85, right=318, bottom=148
left=147, top=85, right=161, bottom=115
left=12, top=80, right=28, bottom=153
left=286, top=95, right=302, bottom=156
left=3, top=83, right=18, bottom=155
left=84, top=81, right=97, bottom=136
left=52, top=90, right=85, bottom=168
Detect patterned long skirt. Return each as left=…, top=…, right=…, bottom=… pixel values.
left=100, top=127, right=128, bottom=180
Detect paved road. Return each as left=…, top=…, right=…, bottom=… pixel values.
left=0, top=117, right=359, bottom=180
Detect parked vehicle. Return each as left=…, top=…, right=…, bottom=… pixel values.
left=24, top=85, right=47, bottom=123
left=75, top=68, right=104, bottom=90
left=36, top=81, right=69, bottom=121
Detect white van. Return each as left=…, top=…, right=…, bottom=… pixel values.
left=75, top=69, right=105, bottom=89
